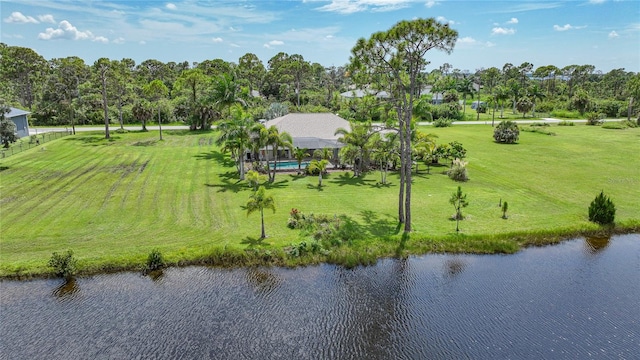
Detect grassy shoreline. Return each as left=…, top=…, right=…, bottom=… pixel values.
left=1, top=125, right=638, bottom=280
left=2, top=224, right=639, bottom=281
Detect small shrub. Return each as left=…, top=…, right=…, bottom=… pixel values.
left=146, top=249, right=165, bottom=271
left=588, top=191, right=616, bottom=225
left=522, top=127, right=556, bottom=136
left=557, top=120, right=575, bottom=126
left=623, top=120, right=638, bottom=128
left=601, top=122, right=626, bottom=130
left=493, top=121, right=520, bottom=144
left=585, top=112, right=604, bottom=126
left=530, top=122, right=549, bottom=127
left=447, top=158, right=469, bottom=182
left=48, top=250, right=77, bottom=279
left=550, top=109, right=581, bottom=119
left=433, top=117, right=453, bottom=127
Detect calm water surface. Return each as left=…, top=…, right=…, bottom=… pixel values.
left=1, top=234, right=639, bottom=359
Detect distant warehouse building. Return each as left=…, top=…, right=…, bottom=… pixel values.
left=6, top=107, right=31, bottom=138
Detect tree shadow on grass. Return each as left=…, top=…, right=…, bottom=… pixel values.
left=0, top=166, right=9, bottom=172
left=194, top=150, right=235, bottom=167
left=64, top=135, right=122, bottom=146
left=205, top=171, right=246, bottom=193
left=306, top=184, right=324, bottom=191
left=164, top=129, right=214, bottom=137
left=265, top=178, right=290, bottom=190
left=360, top=210, right=400, bottom=238
left=241, top=236, right=270, bottom=247
left=329, top=172, right=377, bottom=187
left=132, top=140, right=157, bottom=147
left=288, top=173, right=307, bottom=181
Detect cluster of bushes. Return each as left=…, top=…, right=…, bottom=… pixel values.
left=493, top=121, right=520, bottom=143
left=447, top=158, right=469, bottom=181
left=287, top=208, right=361, bottom=248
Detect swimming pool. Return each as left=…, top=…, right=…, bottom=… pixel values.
left=274, top=160, right=309, bottom=170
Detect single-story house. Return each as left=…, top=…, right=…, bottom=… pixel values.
left=259, top=113, right=350, bottom=161
left=6, top=107, right=31, bottom=138
left=340, top=89, right=389, bottom=99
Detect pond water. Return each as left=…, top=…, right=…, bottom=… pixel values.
left=1, top=234, right=639, bottom=359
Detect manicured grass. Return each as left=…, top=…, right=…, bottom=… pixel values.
left=1, top=125, right=638, bottom=278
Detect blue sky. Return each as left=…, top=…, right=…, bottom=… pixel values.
left=2, top=0, right=639, bottom=72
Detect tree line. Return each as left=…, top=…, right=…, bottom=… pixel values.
left=1, top=41, right=639, bottom=134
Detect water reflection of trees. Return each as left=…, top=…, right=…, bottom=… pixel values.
left=245, top=268, right=281, bottom=296
left=52, top=278, right=80, bottom=299
left=584, top=236, right=610, bottom=254
left=444, top=258, right=466, bottom=278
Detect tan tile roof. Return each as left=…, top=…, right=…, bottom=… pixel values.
left=265, top=113, right=351, bottom=148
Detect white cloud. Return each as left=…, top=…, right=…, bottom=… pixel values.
left=38, top=14, right=56, bottom=24
left=315, top=0, right=412, bottom=14
left=4, top=11, right=38, bottom=24
left=139, top=40, right=147, bottom=45
left=93, top=36, right=109, bottom=43
left=212, top=37, right=223, bottom=43
left=457, top=37, right=497, bottom=48
left=263, top=40, right=284, bottom=48
left=507, top=17, right=518, bottom=24
left=425, top=1, right=438, bottom=8
left=589, top=0, right=606, bottom=4
left=113, top=37, right=125, bottom=44
left=608, top=30, right=619, bottom=38
left=436, top=16, right=455, bottom=25
left=491, top=27, right=516, bottom=35
left=230, top=43, right=241, bottom=48
left=457, top=36, right=476, bottom=44
left=553, top=24, right=586, bottom=31
left=38, top=20, right=103, bottom=41
left=166, top=3, right=177, bottom=10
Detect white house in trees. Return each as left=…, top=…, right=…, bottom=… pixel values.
left=6, top=107, right=31, bottom=138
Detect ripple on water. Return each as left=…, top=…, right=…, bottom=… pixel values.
left=1, top=234, right=639, bottom=359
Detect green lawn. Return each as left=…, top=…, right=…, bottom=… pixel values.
left=1, top=125, right=638, bottom=278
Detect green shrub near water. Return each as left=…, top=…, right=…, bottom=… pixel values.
left=146, top=249, right=165, bottom=271
left=588, top=191, right=616, bottom=225
left=48, top=250, right=77, bottom=279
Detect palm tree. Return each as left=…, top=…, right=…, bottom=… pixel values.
left=246, top=170, right=266, bottom=192
left=266, top=126, right=293, bottom=182
left=210, top=72, right=247, bottom=120
left=527, top=84, right=546, bottom=117
left=313, top=147, right=333, bottom=161
left=371, top=132, right=400, bottom=184
left=308, top=159, right=329, bottom=187
left=246, top=186, right=275, bottom=239
left=456, top=77, right=476, bottom=116
left=494, top=85, right=510, bottom=120
left=292, top=147, right=310, bottom=172
left=248, top=123, right=268, bottom=169
left=412, top=130, right=438, bottom=173
left=335, top=121, right=375, bottom=177
left=215, top=105, right=254, bottom=180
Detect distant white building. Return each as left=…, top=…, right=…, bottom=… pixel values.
left=6, top=107, right=30, bottom=138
